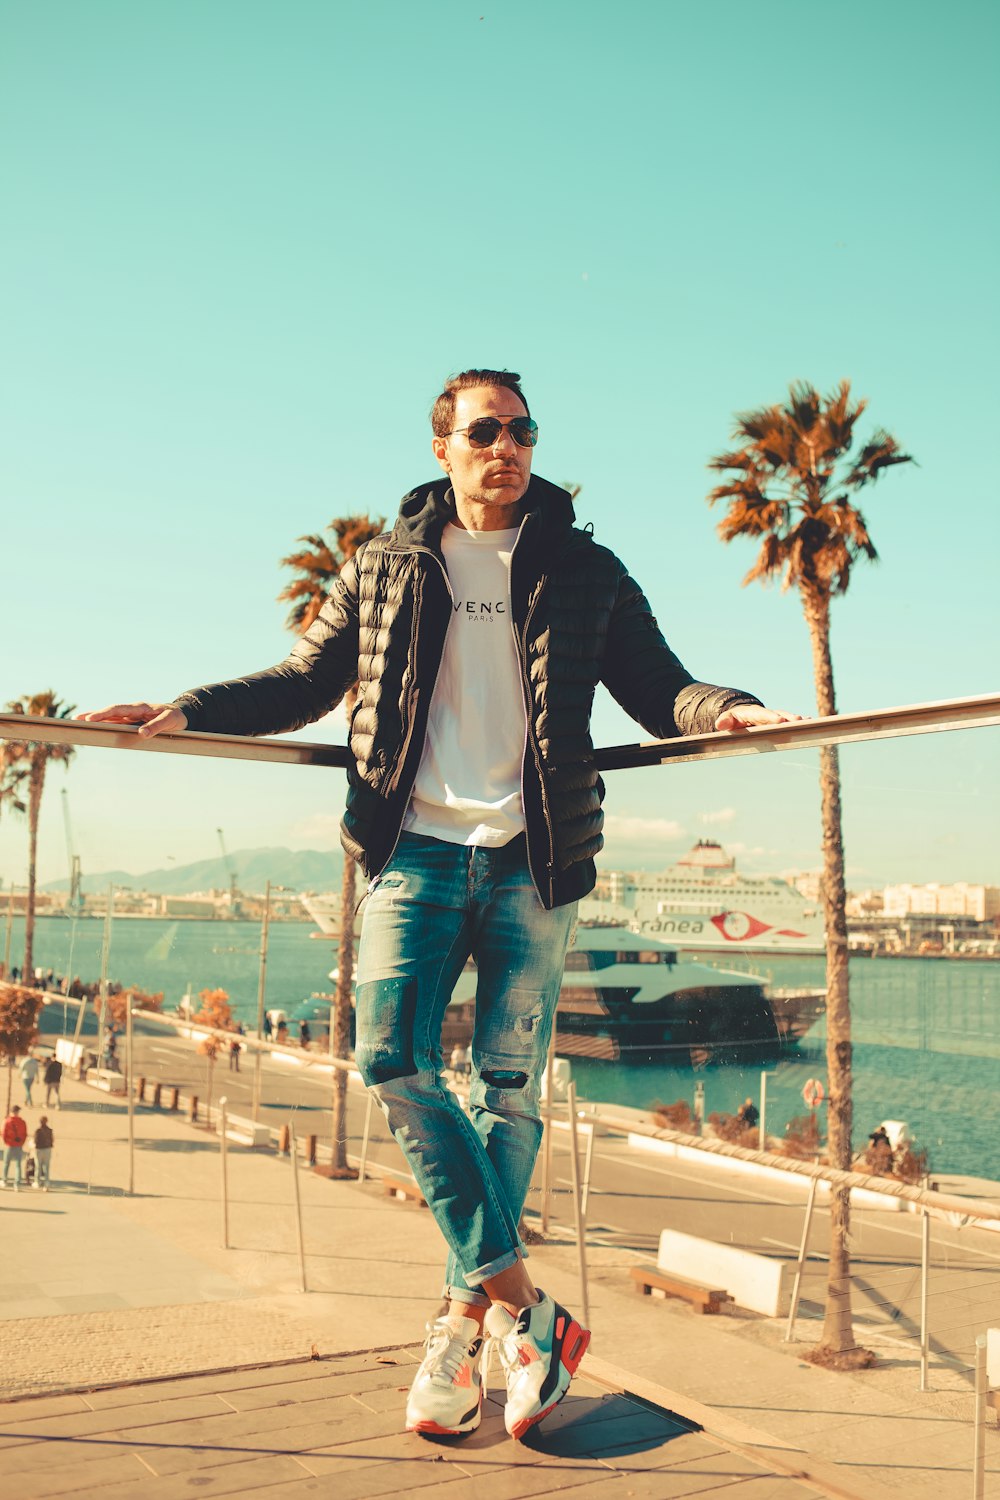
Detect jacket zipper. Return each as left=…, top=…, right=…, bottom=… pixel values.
left=366, top=546, right=454, bottom=886
left=508, top=520, right=553, bottom=908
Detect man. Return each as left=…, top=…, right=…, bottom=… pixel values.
left=81, top=368, right=797, bottom=1440
left=44, top=1055, right=63, bottom=1108
left=19, top=1052, right=38, bottom=1106
left=33, top=1115, right=54, bottom=1190
left=2, top=1105, right=28, bottom=1190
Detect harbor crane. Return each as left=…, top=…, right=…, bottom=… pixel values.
left=216, top=827, right=241, bottom=916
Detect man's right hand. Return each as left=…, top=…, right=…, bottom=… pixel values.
left=76, top=703, right=188, bottom=739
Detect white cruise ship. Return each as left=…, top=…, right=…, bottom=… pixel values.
left=583, top=840, right=825, bottom=955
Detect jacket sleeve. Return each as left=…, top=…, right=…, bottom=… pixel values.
left=173, top=554, right=362, bottom=737
left=601, top=564, right=762, bottom=738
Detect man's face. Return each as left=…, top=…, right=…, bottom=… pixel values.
left=432, top=385, right=533, bottom=509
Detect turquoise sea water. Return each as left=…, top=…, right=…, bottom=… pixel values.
left=11, top=915, right=1000, bottom=1179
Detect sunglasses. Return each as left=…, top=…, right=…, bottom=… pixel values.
left=449, top=416, right=538, bottom=449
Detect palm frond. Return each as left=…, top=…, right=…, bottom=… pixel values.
left=279, top=513, right=384, bottom=636
left=844, top=429, right=914, bottom=488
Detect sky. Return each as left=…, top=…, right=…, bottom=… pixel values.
left=1, top=0, right=997, bottom=893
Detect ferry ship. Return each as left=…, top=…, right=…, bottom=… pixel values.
left=298, top=912, right=824, bottom=1065
left=582, top=840, right=825, bottom=955
left=299, top=892, right=363, bottom=938
left=553, top=924, right=824, bottom=1063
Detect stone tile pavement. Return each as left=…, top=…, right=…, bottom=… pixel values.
left=0, top=1067, right=998, bottom=1497
left=0, top=1344, right=823, bottom=1499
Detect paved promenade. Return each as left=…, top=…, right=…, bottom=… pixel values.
left=0, top=1064, right=997, bottom=1497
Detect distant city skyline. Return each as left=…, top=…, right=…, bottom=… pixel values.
left=1, top=1, right=996, bottom=891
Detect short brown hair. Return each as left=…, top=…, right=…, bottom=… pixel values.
left=430, top=369, right=530, bottom=437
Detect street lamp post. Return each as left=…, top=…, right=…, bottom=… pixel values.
left=252, top=881, right=271, bottom=1123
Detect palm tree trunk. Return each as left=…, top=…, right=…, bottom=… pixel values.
left=5, top=1058, right=12, bottom=1114
left=330, top=686, right=359, bottom=1176
left=802, top=588, right=862, bottom=1359
left=23, top=756, right=45, bottom=984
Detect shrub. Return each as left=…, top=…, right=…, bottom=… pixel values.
left=780, top=1113, right=822, bottom=1159
left=652, top=1099, right=694, bottom=1132
left=708, top=1110, right=759, bottom=1149
left=192, top=988, right=234, bottom=1031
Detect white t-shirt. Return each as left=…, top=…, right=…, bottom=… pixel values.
left=405, top=522, right=526, bottom=846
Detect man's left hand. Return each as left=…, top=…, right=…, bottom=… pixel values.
left=714, top=705, right=805, bottom=732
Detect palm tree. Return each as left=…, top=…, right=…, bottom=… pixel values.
left=707, top=380, right=912, bottom=1365
left=279, top=514, right=384, bottom=1174
left=4, top=694, right=77, bottom=985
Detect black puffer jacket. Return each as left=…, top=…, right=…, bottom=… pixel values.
left=175, top=476, right=760, bottom=908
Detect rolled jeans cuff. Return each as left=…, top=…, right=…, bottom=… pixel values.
left=441, top=1285, right=491, bottom=1310
left=461, top=1243, right=526, bottom=1289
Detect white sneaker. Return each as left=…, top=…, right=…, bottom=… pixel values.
left=405, top=1315, right=484, bottom=1436
left=483, top=1290, right=590, bottom=1441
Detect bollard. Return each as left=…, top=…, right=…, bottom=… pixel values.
left=307, top=1133, right=317, bottom=1166
left=169, top=1086, right=179, bottom=1112
left=188, top=1095, right=199, bottom=1123
left=152, top=1081, right=162, bottom=1109
left=279, top=1123, right=291, bottom=1156
left=136, top=1076, right=146, bottom=1103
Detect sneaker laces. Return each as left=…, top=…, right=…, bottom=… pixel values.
left=419, top=1319, right=478, bottom=1390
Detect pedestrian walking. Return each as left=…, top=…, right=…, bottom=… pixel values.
left=2, top=1106, right=28, bottom=1190
left=228, top=1037, right=241, bottom=1072
left=33, top=1116, right=54, bottom=1190
left=299, top=1020, right=311, bottom=1050
left=263, top=1012, right=273, bottom=1040
left=43, top=1056, right=63, bottom=1108
left=19, top=1054, right=39, bottom=1106
left=81, top=365, right=799, bottom=1442
left=737, top=1097, right=759, bottom=1128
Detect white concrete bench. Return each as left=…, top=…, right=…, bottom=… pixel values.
left=986, top=1328, right=1000, bottom=1420
left=87, top=1069, right=126, bottom=1095
left=658, top=1228, right=794, bottom=1317
left=217, top=1113, right=271, bottom=1148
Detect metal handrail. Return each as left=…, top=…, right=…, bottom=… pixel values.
left=1, top=692, right=998, bottom=771
left=593, top=1112, right=1000, bottom=1224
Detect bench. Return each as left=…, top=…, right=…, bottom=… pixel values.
left=382, top=1175, right=427, bottom=1207
left=217, top=1113, right=271, bottom=1148
left=987, top=1329, right=1000, bottom=1422
left=87, top=1069, right=126, bottom=1095
left=657, top=1228, right=793, bottom=1317
left=630, top=1265, right=733, bottom=1315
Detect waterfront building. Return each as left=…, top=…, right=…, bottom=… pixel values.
left=883, top=882, right=1000, bottom=922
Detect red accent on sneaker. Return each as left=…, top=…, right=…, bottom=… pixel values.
left=510, top=1401, right=560, bottom=1441
left=561, top=1323, right=591, bottom=1374
left=555, top=1314, right=566, bottom=1339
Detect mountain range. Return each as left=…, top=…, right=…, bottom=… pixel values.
left=41, top=846, right=344, bottom=896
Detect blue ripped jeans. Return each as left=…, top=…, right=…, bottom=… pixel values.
left=354, top=831, right=577, bottom=1308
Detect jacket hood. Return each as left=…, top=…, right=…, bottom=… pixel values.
left=390, top=474, right=577, bottom=551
